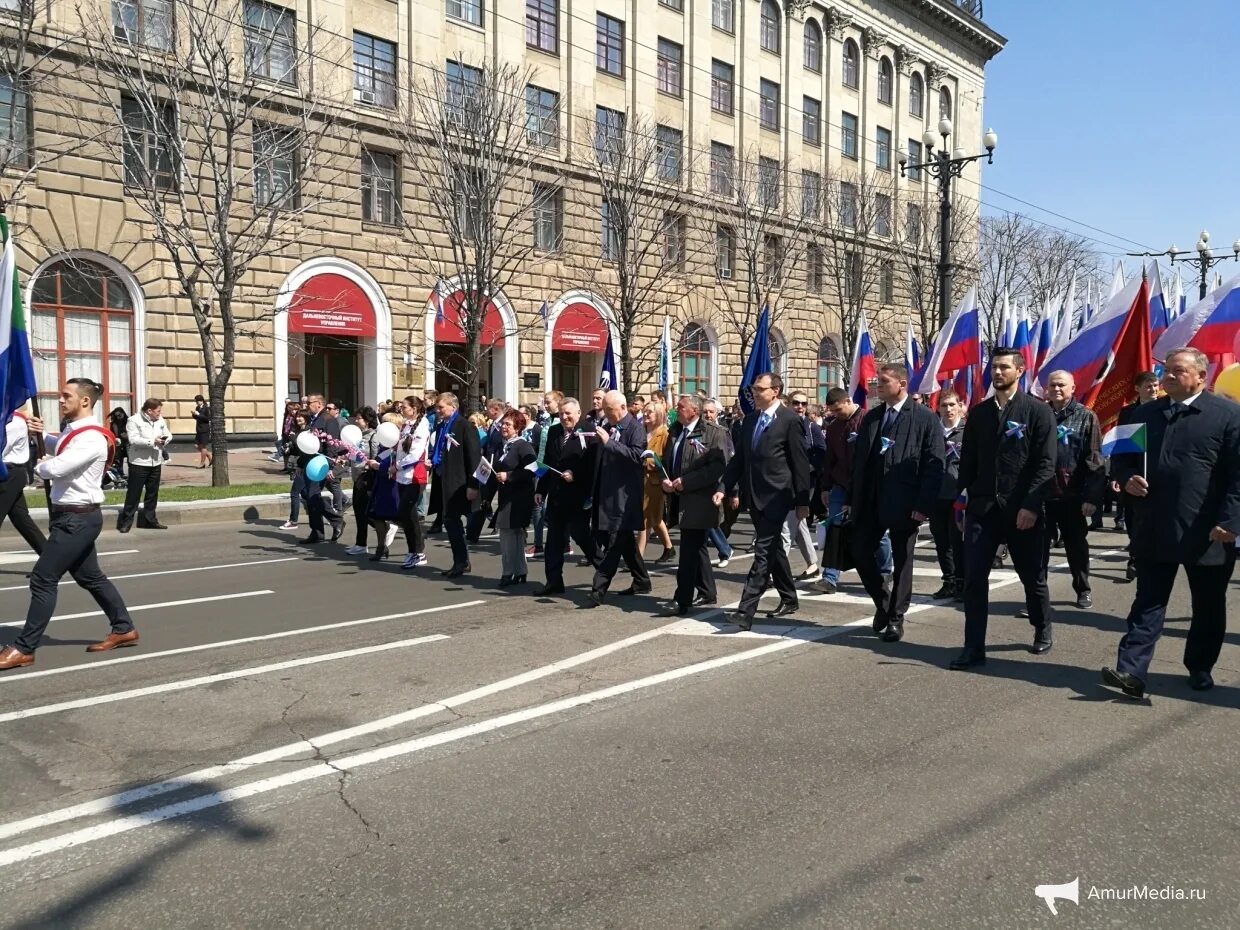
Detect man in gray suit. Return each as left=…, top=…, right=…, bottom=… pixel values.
left=587, top=390, right=651, bottom=607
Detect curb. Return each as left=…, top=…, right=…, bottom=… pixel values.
left=21, top=492, right=327, bottom=529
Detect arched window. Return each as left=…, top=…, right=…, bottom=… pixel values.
left=803, top=19, right=822, bottom=72
left=908, top=72, right=924, bottom=118
left=760, top=0, right=780, bottom=55
left=877, top=56, right=893, bottom=105
left=816, top=336, right=842, bottom=402
left=939, top=86, right=952, bottom=121
left=679, top=323, right=713, bottom=396
left=30, top=257, right=136, bottom=415
left=842, top=39, right=859, bottom=89
left=769, top=327, right=788, bottom=381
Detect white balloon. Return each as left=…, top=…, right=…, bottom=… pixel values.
left=340, top=424, right=363, bottom=446
left=374, top=421, right=401, bottom=448
left=295, top=431, right=320, bottom=455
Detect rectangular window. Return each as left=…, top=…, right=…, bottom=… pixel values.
left=533, top=183, right=562, bottom=251
left=453, top=167, right=483, bottom=239
left=876, top=126, right=892, bottom=171
left=875, top=193, right=892, bottom=237
left=758, top=156, right=780, bottom=210
left=659, top=0, right=683, bottom=10
left=446, top=0, right=482, bottom=26
left=253, top=121, right=299, bottom=208
left=841, top=111, right=858, bottom=159
left=601, top=197, right=621, bottom=261
left=662, top=211, right=686, bottom=271
left=802, top=95, right=820, bottom=147
left=525, top=84, right=559, bottom=148
left=0, top=76, right=31, bottom=167
left=763, top=234, right=783, bottom=285
left=446, top=60, right=483, bottom=127
left=594, top=105, right=625, bottom=166
left=112, top=0, right=174, bottom=50
left=905, top=139, right=922, bottom=181
left=710, top=60, right=734, bottom=115
left=656, top=38, right=683, bottom=98
left=709, top=141, right=734, bottom=198
left=839, top=181, right=857, bottom=229
left=361, top=148, right=398, bottom=225
left=846, top=251, right=860, bottom=301
left=711, top=0, right=733, bottom=33
left=121, top=95, right=176, bottom=189
left=526, top=0, right=557, bottom=54
left=905, top=202, right=922, bottom=243
left=807, top=245, right=823, bottom=293
left=716, top=224, right=735, bottom=278
left=801, top=170, right=821, bottom=220
left=353, top=33, right=397, bottom=109
left=596, top=13, right=624, bottom=76
left=880, top=260, right=895, bottom=304
left=759, top=79, right=780, bottom=132
left=243, top=0, right=296, bottom=85
left=656, top=124, right=682, bottom=183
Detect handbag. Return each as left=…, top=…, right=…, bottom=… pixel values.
left=824, top=518, right=855, bottom=573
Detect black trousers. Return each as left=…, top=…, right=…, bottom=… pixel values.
left=444, top=509, right=469, bottom=567
left=1043, top=499, right=1091, bottom=595
left=0, top=467, right=45, bottom=554
left=928, top=498, right=963, bottom=584
left=962, top=507, right=1051, bottom=651
left=398, top=483, right=425, bottom=555
left=544, top=509, right=597, bottom=586
left=737, top=511, right=797, bottom=620
left=352, top=479, right=371, bottom=547
left=14, top=510, right=133, bottom=654
left=854, top=518, right=920, bottom=623
left=592, top=530, right=650, bottom=595
left=120, top=463, right=161, bottom=525
left=302, top=476, right=342, bottom=537
left=674, top=527, right=716, bottom=608
left=1117, top=555, right=1236, bottom=681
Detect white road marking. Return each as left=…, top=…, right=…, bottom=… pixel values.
left=0, top=601, right=486, bottom=686
left=0, top=591, right=273, bottom=629
left=0, top=627, right=667, bottom=843
left=0, top=557, right=299, bottom=593
left=0, top=635, right=449, bottom=724
left=0, top=549, right=138, bottom=567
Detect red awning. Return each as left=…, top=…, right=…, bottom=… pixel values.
left=551, top=301, right=608, bottom=352
left=432, top=290, right=506, bottom=347
left=287, top=273, right=377, bottom=337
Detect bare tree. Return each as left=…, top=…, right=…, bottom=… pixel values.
left=897, top=184, right=980, bottom=343
left=571, top=111, right=706, bottom=396
left=398, top=59, right=552, bottom=411
left=74, top=0, right=354, bottom=485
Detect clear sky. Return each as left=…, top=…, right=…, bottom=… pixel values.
left=978, top=0, right=1240, bottom=273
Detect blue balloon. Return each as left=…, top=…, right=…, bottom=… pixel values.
left=305, top=454, right=331, bottom=482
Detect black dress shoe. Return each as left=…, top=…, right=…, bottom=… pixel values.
left=330, top=519, right=347, bottom=543
left=871, top=612, right=887, bottom=634
left=497, top=574, right=515, bottom=587
left=138, top=519, right=168, bottom=530
left=1015, top=608, right=1029, bottom=619
left=766, top=601, right=798, bottom=619
left=117, top=521, right=132, bottom=534
left=617, top=585, right=652, bottom=596
left=691, top=595, right=717, bottom=607
left=1101, top=666, right=1145, bottom=699
left=1030, top=638, right=1053, bottom=655
left=949, top=649, right=987, bottom=670
left=533, top=582, right=565, bottom=596
left=728, top=611, right=753, bottom=632
left=931, top=583, right=956, bottom=600
left=1125, top=560, right=1137, bottom=582
left=656, top=547, right=676, bottom=563
left=442, top=564, right=470, bottom=579
left=880, top=620, right=904, bottom=642
left=1188, top=670, right=1214, bottom=691
left=1076, top=592, right=1093, bottom=609
left=658, top=603, right=689, bottom=618
left=585, top=590, right=604, bottom=608
left=368, top=549, right=388, bottom=562
left=299, top=534, right=324, bottom=545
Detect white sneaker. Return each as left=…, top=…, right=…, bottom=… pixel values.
left=717, top=557, right=731, bottom=569
left=385, top=525, right=399, bottom=548
left=402, top=554, right=417, bottom=569
left=345, top=545, right=366, bottom=555
left=280, top=521, right=297, bottom=530
left=409, top=553, right=428, bottom=567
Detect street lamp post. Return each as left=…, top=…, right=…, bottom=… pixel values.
left=898, top=121, right=997, bottom=330
left=1166, top=232, right=1240, bottom=300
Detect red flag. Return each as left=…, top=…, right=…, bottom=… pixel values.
left=1083, top=278, right=1151, bottom=432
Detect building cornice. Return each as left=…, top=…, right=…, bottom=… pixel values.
left=896, top=0, right=1006, bottom=61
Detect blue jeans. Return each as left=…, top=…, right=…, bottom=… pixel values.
left=707, top=526, right=733, bottom=560
left=822, top=485, right=892, bottom=584
left=532, top=499, right=545, bottom=550
left=289, top=470, right=306, bottom=522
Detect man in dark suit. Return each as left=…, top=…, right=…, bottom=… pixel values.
left=587, top=391, right=651, bottom=606
left=429, top=392, right=482, bottom=578
left=659, top=394, right=728, bottom=616
left=298, top=394, right=345, bottom=545
left=534, top=398, right=599, bottom=596
left=929, top=390, right=966, bottom=602
left=950, top=347, right=1057, bottom=670
left=1111, top=371, right=1160, bottom=581
left=1102, top=347, right=1240, bottom=698
left=720, top=372, right=813, bottom=631
left=848, top=363, right=946, bottom=642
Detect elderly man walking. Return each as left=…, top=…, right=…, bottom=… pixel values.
left=587, top=390, right=650, bottom=607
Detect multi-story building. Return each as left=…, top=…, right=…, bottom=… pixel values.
left=2, top=0, right=1003, bottom=438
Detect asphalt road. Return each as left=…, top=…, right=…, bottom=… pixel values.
left=0, top=514, right=1236, bottom=929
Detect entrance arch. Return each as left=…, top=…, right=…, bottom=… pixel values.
left=274, top=257, right=392, bottom=431
left=542, top=290, right=619, bottom=400
left=423, top=278, right=519, bottom=403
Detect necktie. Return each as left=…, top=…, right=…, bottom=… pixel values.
left=882, top=406, right=898, bottom=436
left=751, top=413, right=770, bottom=451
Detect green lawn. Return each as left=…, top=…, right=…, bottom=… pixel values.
left=25, top=481, right=299, bottom=505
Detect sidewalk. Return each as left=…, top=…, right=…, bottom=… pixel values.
left=149, top=447, right=290, bottom=488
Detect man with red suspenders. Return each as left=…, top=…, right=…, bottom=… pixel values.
left=0, top=378, right=136, bottom=671
left=0, top=404, right=46, bottom=556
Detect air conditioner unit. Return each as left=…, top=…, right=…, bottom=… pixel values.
left=358, top=90, right=376, bottom=105
left=719, top=268, right=733, bottom=279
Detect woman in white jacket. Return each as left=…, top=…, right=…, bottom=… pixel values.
left=118, top=399, right=172, bottom=532
left=394, top=396, right=432, bottom=569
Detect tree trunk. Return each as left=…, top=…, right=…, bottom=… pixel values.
left=208, top=377, right=230, bottom=486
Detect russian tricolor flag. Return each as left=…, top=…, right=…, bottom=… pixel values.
left=1153, top=272, right=1240, bottom=360
left=1038, top=274, right=1144, bottom=395
left=915, top=287, right=979, bottom=395
left=1012, top=303, right=1033, bottom=389
left=1148, top=262, right=1169, bottom=344
left=848, top=308, right=877, bottom=409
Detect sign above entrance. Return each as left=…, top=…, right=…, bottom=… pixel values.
left=432, top=290, right=506, bottom=347
left=287, top=273, right=378, bottom=337
left=552, top=301, right=608, bottom=352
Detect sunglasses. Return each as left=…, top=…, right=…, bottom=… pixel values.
left=790, top=400, right=807, bottom=407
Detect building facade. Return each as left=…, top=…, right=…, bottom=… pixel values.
left=3, top=0, right=1004, bottom=437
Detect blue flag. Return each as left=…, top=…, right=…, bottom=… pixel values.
left=0, top=216, right=37, bottom=482
left=599, top=332, right=618, bottom=392
left=738, top=304, right=771, bottom=415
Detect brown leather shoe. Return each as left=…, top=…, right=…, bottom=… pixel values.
left=0, top=646, right=34, bottom=670
left=86, top=630, right=140, bottom=653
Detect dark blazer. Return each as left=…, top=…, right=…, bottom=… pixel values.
left=1111, top=392, right=1240, bottom=566
left=957, top=391, right=1056, bottom=521
left=591, top=414, right=646, bottom=533
left=495, top=438, right=537, bottom=530
left=667, top=417, right=728, bottom=530
left=296, top=408, right=342, bottom=470
left=537, top=422, right=598, bottom=517
left=430, top=412, right=482, bottom=518
left=939, top=421, right=965, bottom=500
left=1049, top=400, right=1105, bottom=504
left=722, top=405, right=812, bottom=520
left=192, top=404, right=211, bottom=444
left=849, top=399, right=946, bottom=525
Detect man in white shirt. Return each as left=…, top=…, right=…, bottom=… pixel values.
left=0, top=405, right=46, bottom=556
left=118, top=397, right=172, bottom=532
left=0, top=378, right=136, bottom=671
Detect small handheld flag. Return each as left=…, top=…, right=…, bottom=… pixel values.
left=640, top=449, right=669, bottom=479
left=1101, top=422, right=1147, bottom=457
left=472, top=456, right=494, bottom=484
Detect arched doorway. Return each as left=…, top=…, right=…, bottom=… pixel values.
left=543, top=291, right=616, bottom=400
left=423, top=280, right=518, bottom=404
left=28, top=255, right=142, bottom=416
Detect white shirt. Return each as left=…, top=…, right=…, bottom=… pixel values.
left=35, top=416, right=110, bottom=505
left=1178, top=391, right=1204, bottom=408
left=395, top=417, right=432, bottom=485
left=884, top=396, right=909, bottom=418
left=762, top=399, right=783, bottom=418
left=126, top=413, right=173, bottom=467
left=3, top=414, right=29, bottom=466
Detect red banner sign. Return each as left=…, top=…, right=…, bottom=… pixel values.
left=552, top=301, right=608, bottom=352
left=287, top=273, right=377, bottom=337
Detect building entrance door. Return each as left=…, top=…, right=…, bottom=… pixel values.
left=304, top=334, right=359, bottom=410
